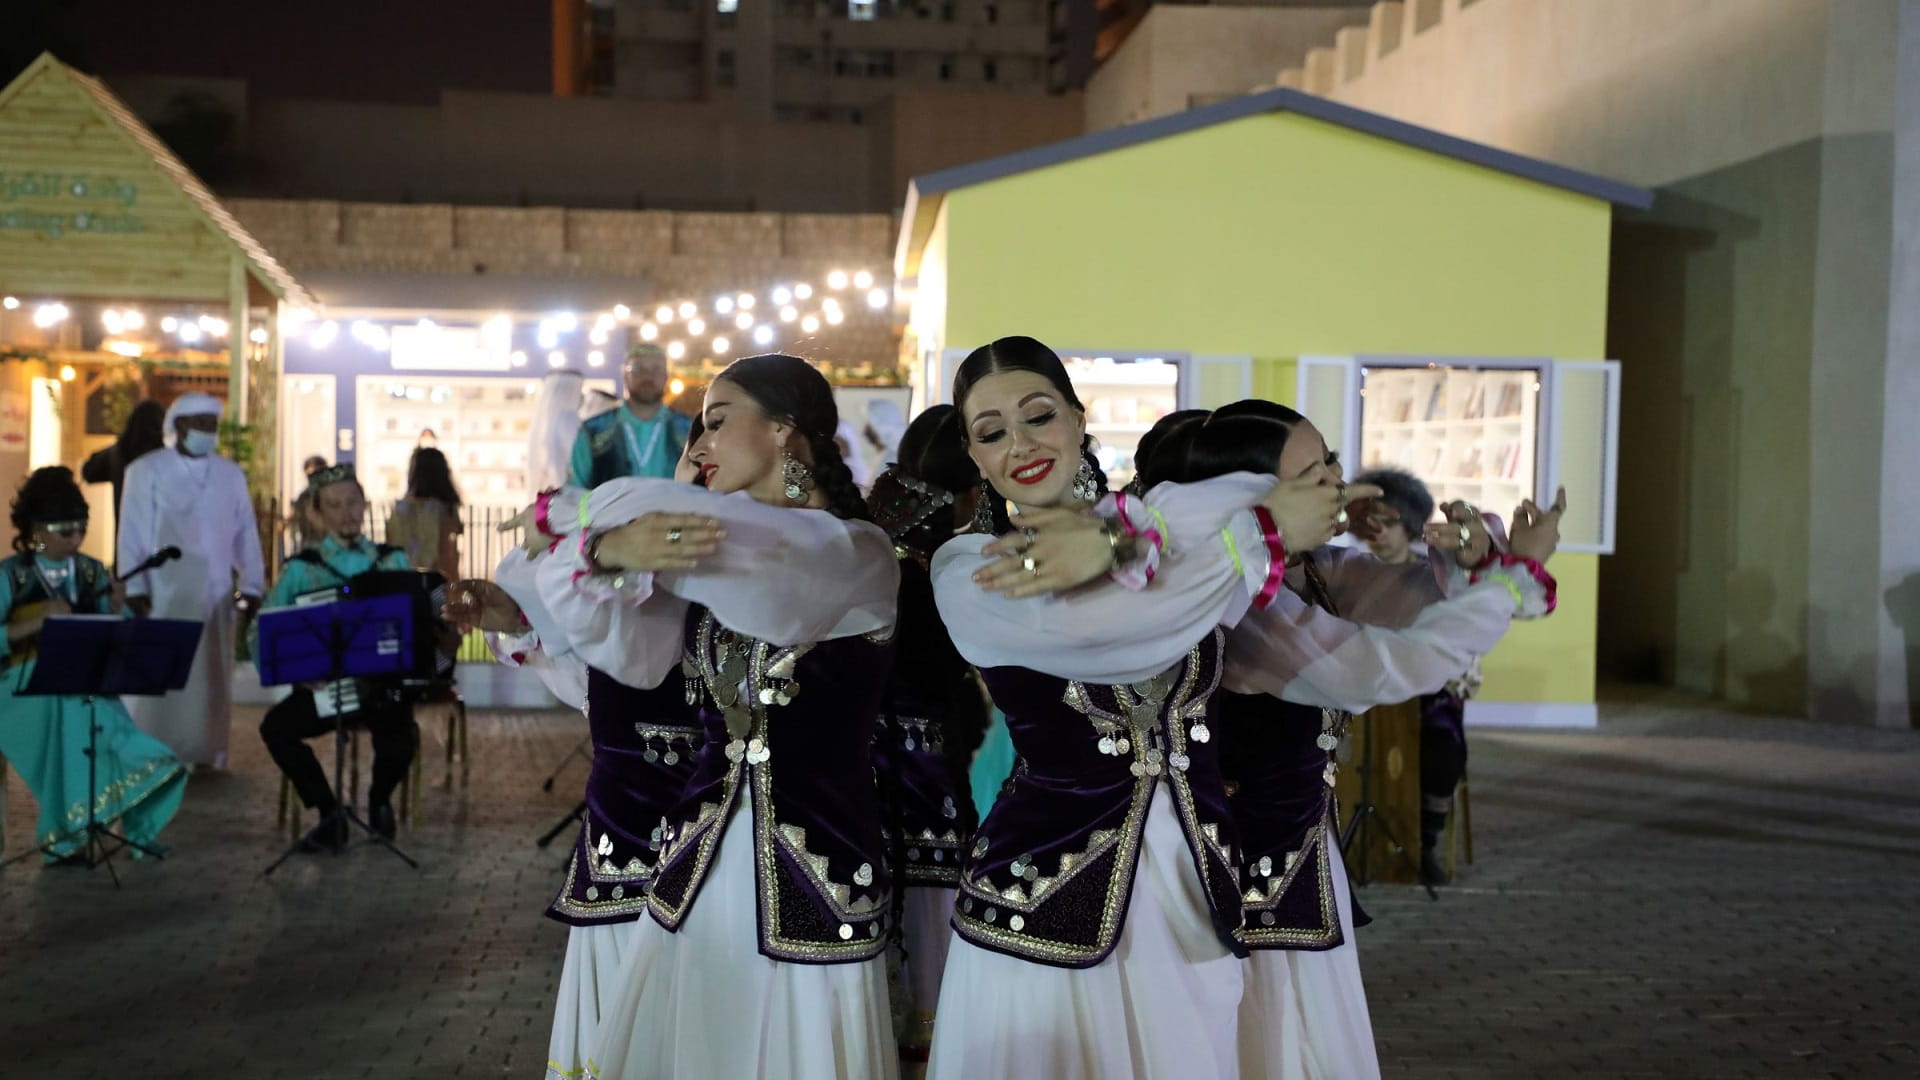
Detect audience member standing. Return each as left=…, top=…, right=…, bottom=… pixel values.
left=117, top=393, right=266, bottom=769
left=567, top=344, right=690, bottom=485
left=386, top=446, right=464, bottom=583
left=81, top=399, right=166, bottom=545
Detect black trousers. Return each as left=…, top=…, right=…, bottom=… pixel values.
left=261, top=687, right=416, bottom=813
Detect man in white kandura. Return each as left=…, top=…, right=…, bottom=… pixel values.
left=118, top=392, right=266, bottom=769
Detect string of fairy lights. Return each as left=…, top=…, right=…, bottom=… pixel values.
left=2, top=265, right=892, bottom=376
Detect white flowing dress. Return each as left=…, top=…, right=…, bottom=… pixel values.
left=927, top=788, right=1244, bottom=1080
left=924, top=475, right=1284, bottom=1080
left=533, top=479, right=903, bottom=1080
left=1222, top=540, right=1555, bottom=1080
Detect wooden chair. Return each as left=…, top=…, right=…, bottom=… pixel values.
left=1445, top=767, right=1474, bottom=879
left=275, top=724, right=421, bottom=840
left=412, top=684, right=470, bottom=790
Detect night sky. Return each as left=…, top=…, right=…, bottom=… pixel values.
left=4, top=0, right=551, bottom=103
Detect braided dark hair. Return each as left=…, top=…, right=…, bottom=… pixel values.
left=951, top=335, right=1107, bottom=535
left=713, top=353, right=871, bottom=522
left=1130, top=408, right=1209, bottom=494
left=11, top=466, right=89, bottom=554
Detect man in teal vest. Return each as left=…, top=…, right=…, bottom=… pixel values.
left=568, top=343, right=693, bottom=487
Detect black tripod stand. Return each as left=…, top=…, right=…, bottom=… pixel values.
left=2, top=697, right=167, bottom=886
left=260, top=599, right=419, bottom=875
left=537, top=800, right=587, bottom=872
left=2, top=614, right=199, bottom=887
left=1338, top=710, right=1437, bottom=901
left=540, top=737, right=592, bottom=793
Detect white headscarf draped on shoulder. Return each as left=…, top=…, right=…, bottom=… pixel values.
left=526, top=371, right=586, bottom=493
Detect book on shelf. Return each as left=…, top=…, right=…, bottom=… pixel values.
left=1463, top=380, right=1486, bottom=420
left=1494, top=381, right=1524, bottom=419
left=1423, top=381, right=1445, bottom=422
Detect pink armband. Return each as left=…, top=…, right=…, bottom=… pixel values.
left=1250, top=506, right=1288, bottom=611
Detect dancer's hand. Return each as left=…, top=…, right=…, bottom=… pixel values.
left=1261, top=477, right=1380, bottom=554
left=1425, top=502, right=1493, bottom=568
left=1508, top=487, right=1567, bottom=564
left=975, top=507, right=1114, bottom=599
left=444, top=579, right=523, bottom=634
left=591, top=512, right=725, bottom=573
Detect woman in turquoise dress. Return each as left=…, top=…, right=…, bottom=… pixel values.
left=0, top=466, right=186, bottom=864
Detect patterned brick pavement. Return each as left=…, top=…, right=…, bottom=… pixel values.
left=2, top=694, right=1916, bottom=1079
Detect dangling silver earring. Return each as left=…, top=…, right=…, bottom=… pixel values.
left=781, top=448, right=813, bottom=503
left=31, top=540, right=46, bottom=553
left=1072, top=454, right=1101, bottom=502
left=970, top=480, right=997, bottom=534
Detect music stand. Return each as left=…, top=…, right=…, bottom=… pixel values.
left=258, top=592, right=422, bottom=875
left=1, top=616, right=202, bottom=887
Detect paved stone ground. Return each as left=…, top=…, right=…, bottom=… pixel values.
left=1, top=692, right=1916, bottom=1079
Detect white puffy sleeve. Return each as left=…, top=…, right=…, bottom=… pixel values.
left=1298, top=544, right=1449, bottom=629
left=931, top=472, right=1282, bottom=685
left=1223, top=578, right=1532, bottom=711
left=550, top=478, right=899, bottom=646
left=482, top=547, right=588, bottom=708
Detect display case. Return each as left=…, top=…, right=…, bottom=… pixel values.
left=355, top=376, right=615, bottom=509
left=1356, top=364, right=1541, bottom=517
left=1299, top=355, right=1619, bottom=554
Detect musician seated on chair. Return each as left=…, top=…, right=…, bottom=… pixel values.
left=0, top=466, right=188, bottom=865
left=255, top=464, right=418, bottom=853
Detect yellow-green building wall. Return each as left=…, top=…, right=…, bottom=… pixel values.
left=920, top=111, right=1615, bottom=705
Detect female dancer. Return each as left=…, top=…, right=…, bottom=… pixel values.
left=1139, top=399, right=1560, bottom=1080
left=540, top=354, right=903, bottom=1080
left=865, top=404, right=986, bottom=1061
left=445, top=422, right=712, bottom=1080
left=0, top=467, right=186, bottom=863
left=924, top=337, right=1375, bottom=1080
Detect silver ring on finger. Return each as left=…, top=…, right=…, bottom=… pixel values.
left=1022, top=554, right=1039, bottom=576
left=1335, top=509, right=1350, bottom=525
left=1458, top=524, right=1471, bottom=546
left=667, top=527, right=683, bottom=545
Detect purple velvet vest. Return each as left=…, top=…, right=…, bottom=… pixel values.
left=546, top=665, right=703, bottom=927
left=1214, top=690, right=1355, bottom=950
left=955, top=629, right=1246, bottom=969
left=646, top=608, right=894, bottom=964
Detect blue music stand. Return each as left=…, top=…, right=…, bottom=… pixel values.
left=1, top=616, right=202, bottom=885
left=257, top=593, right=423, bottom=874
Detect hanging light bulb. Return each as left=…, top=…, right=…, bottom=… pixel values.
left=669, top=377, right=686, bottom=395
left=752, top=325, right=775, bottom=347
left=825, top=309, right=845, bottom=326
left=734, top=312, right=753, bottom=330
left=827, top=270, right=849, bottom=290
left=736, top=293, right=756, bottom=311
left=639, top=322, right=659, bottom=341
left=866, top=287, right=889, bottom=310
left=801, top=315, right=821, bottom=333
left=712, top=336, right=730, bottom=355
left=677, top=301, right=698, bottom=319
left=794, top=283, right=814, bottom=300
left=612, top=304, right=631, bottom=321
left=587, top=350, right=607, bottom=367
left=178, top=322, right=203, bottom=344
left=249, top=326, right=269, bottom=344
left=771, top=286, right=793, bottom=306
left=687, top=317, right=707, bottom=336
left=59, top=364, right=76, bottom=382
left=554, top=312, right=579, bottom=332
left=853, top=270, right=874, bottom=290
left=779, top=306, right=798, bottom=323
left=547, top=350, right=567, bottom=368
left=510, top=349, right=528, bottom=368
left=123, top=309, right=146, bottom=330
left=655, top=305, right=675, bottom=324
left=101, top=309, right=124, bottom=333
left=715, top=296, right=735, bottom=315
left=311, top=321, right=340, bottom=349
left=160, top=316, right=178, bottom=332
left=666, top=341, right=687, bottom=360
left=1, top=296, right=18, bottom=310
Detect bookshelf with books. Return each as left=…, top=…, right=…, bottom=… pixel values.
left=1357, top=365, right=1541, bottom=519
